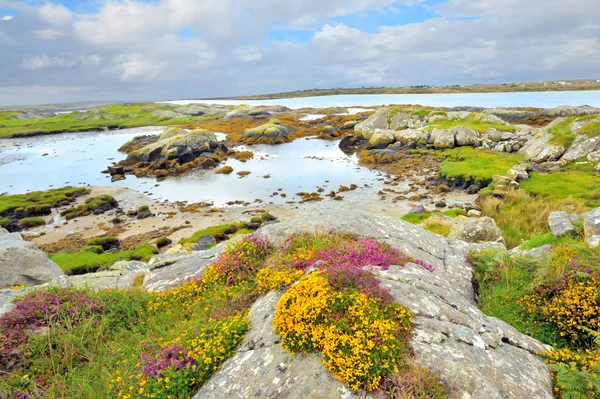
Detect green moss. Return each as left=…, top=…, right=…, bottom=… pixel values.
left=155, top=236, right=172, bottom=248
left=548, top=117, right=576, bottom=147
left=179, top=222, right=246, bottom=245
left=388, top=107, right=401, bottom=119
left=51, top=244, right=159, bottom=275
left=82, top=245, right=104, bottom=254
left=426, top=114, right=516, bottom=133
left=519, top=232, right=559, bottom=250
left=439, top=147, right=524, bottom=182
left=17, top=217, right=45, bottom=229
left=250, top=216, right=262, bottom=223
left=137, top=205, right=150, bottom=213
left=0, top=217, right=8, bottom=228
left=0, top=187, right=89, bottom=215
left=520, top=163, right=600, bottom=207
left=60, top=195, right=117, bottom=220
left=86, top=236, right=120, bottom=251
left=401, top=213, right=432, bottom=224
left=442, top=209, right=466, bottom=218
left=411, top=109, right=431, bottom=118
left=424, top=222, right=451, bottom=236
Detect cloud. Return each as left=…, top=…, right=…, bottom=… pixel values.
left=109, top=54, right=163, bottom=81
left=33, top=28, right=65, bottom=39
left=21, top=54, right=103, bottom=70
left=38, top=3, right=73, bottom=25
left=1, top=15, right=14, bottom=21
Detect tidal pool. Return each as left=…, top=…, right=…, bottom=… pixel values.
left=0, top=127, right=386, bottom=206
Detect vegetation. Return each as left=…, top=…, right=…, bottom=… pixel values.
left=0, top=217, right=9, bottom=228
left=438, top=147, right=523, bottom=183
left=401, top=209, right=465, bottom=236
left=468, top=239, right=600, bottom=399
left=60, top=195, right=118, bottom=220
left=548, top=116, right=600, bottom=147
left=0, top=104, right=215, bottom=138
left=50, top=243, right=159, bottom=275
left=0, top=187, right=89, bottom=216
left=426, top=114, right=516, bottom=133
left=155, top=236, right=172, bottom=248
left=17, top=217, right=46, bottom=229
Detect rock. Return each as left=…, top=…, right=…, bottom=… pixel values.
left=0, top=229, right=64, bottom=287
left=548, top=211, right=576, bottom=237
left=342, top=120, right=358, bottom=130
left=588, top=235, right=600, bottom=249
left=448, top=216, right=504, bottom=243
left=107, top=166, right=124, bottom=176
left=519, top=120, right=566, bottom=163
left=193, top=291, right=368, bottom=399
left=128, top=129, right=219, bottom=163
left=583, top=207, right=600, bottom=239
left=242, top=122, right=291, bottom=144
left=466, top=183, right=482, bottom=194
left=67, top=268, right=148, bottom=290
left=393, top=128, right=430, bottom=146
left=409, top=205, right=426, bottom=214
left=354, top=109, right=389, bottom=139
left=509, top=244, right=553, bottom=259
left=588, top=151, right=600, bottom=163
left=143, top=244, right=226, bottom=291
left=435, top=200, right=446, bottom=208
left=482, top=128, right=504, bottom=143
left=359, top=149, right=404, bottom=164
left=430, top=128, right=455, bottom=149
left=467, top=209, right=482, bottom=217
left=452, top=126, right=480, bottom=146
left=367, top=130, right=395, bottom=149
left=196, top=235, right=217, bottom=250
left=111, top=174, right=126, bottom=182
left=0, top=287, right=29, bottom=316
left=561, top=128, right=600, bottom=162
left=506, top=168, right=529, bottom=182
left=247, top=207, right=552, bottom=399
left=225, top=105, right=271, bottom=119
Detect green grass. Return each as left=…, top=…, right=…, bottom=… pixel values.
left=0, top=217, right=8, bottom=228
left=519, top=232, right=559, bottom=250
left=424, top=222, right=451, bottom=236
left=17, top=217, right=45, bottom=229
left=179, top=222, right=246, bottom=246
left=0, top=187, right=89, bottom=215
left=520, top=163, right=600, bottom=207
left=51, top=244, right=159, bottom=275
left=548, top=116, right=600, bottom=147
left=400, top=213, right=432, bottom=224
left=0, top=104, right=215, bottom=138
left=442, top=208, right=466, bottom=218
left=60, top=195, right=117, bottom=220
left=439, top=147, right=524, bottom=182
left=425, top=114, right=516, bottom=133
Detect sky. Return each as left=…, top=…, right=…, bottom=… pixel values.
left=0, top=0, right=599, bottom=105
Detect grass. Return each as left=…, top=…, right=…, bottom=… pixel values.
left=178, top=222, right=246, bottom=246
left=50, top=244, right=159, bottom=275
left=519, top=232, right=559, bottom=250
left=479, top=189, right=588, bottom=249
left=520, top=162, right=600, bottom=207
left=0, top=187, right=89, bottom=215
left=425, top=114, right=516, bottom=133
left=438, top=147, right=523, bottom=183
left=0, top=217, right=8, bottom=228
left=0, top=104, right=215, bottom=138
left=401, top=209, right=465, bottom=225
left=17, top=217, right=45, bottom=229
left=548, top=116, right=600, bottom=147
left=423, top=222, right=451, bottom=236
left=60, top=195, right=117, bottom=220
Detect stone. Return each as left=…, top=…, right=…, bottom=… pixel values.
left=452, top=126, right=480, bottom=146
left=588, top=235, right=600, bottom=249
left=409, top=205, right=426, bottom=214
left=367, top=130, right=395, bottom=149
left=587, top=151, right=600, bottom=163
left=435, top=200, right=446, bottom=208
left=242, top=207, right=553, bottom=399
left=342, top=120, right=358, bottom=130
left=0, top=229, right=64, bottom=287
left=393, top=128, right=430, bottom=146
left=430, top=128, right=455, bottom=149
left=509, top=244, right=553, bottom=259
left=467, top=209, right=482, bottom=217
left=196, top=234, right=217, bottom=250
left=129, top=129, right=219, bottom=163
left=242, top=122, right=291, bottom=144
left=583, top=207, right=600, bottom=239
left=448, top=216, right=504, bottom=243
left=506, top=168, right=529, bottom=182
left=354, top=109, right=389, bottom=140
left=548, top=211, right=576, bottom=237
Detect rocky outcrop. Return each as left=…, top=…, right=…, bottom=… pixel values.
left=548, top=211, right=576, bottom=238
left=115, top=129, right=227, bottom=177
left=0, top=228, right=64, bottom=287
left=197, top=208, right=553, bottom=399
left=241, top=120, right=291, bottom=144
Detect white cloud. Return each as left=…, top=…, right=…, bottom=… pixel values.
left=109, top=54, right=162, bottom=81
left=21, top=54, right=102, bottom=70
left=236, top=47, right=262, bottom=62
left=1, top=15, right=14, bottom=21
left=38, top=3, right=73, bottom=25
left=33, top=28, right=65, bottom=40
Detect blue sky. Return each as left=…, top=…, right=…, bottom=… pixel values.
left=0, top=0, right=598, bottom=105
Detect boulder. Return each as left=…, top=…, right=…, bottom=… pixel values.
left=0, top=229, right=64, bottom=287
left=242, top=122, right=291, bottom=144
left=548, top=211, right=576, bottom=237
left=367, top=130, right=395, bottom=149
left=225, top=105, right=271, bottom=119
left=452, top=126, right=480, bottom=146
left=583, top=207, right=600, bottom=240
left=354, top=109, right=389, bottom=139
left=409, top=205, right=426, bottom=214
left=393, top=128, right=430, bottom=146
left=235, top=207, right=553, bottom=399
left=561, top=123, right=600, bottom=162
left=506, top=168, right=529, bottom=182
left=430, top=128, right=455, bottom=149
left=389, top=111, right=412, bottom=130
left=519, top=120, right=566, bottom=163
left=448, top=216, right=504, bottom=243
left=129, top=129, right=218, bottom=163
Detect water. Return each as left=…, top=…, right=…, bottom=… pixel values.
left=163, top=90, right=600, bottom=109
left=0, top=127, right=384, bottom=206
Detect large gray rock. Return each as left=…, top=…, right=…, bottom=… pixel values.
left=519, top=119, right=565, bottom=163
left=0, top=229, right=64, bottom=287
left=367, top=130, right=395, bottom=149
left=583, top=207, right=600, bottom=247
left=561, top=118, right=600, bottom=162
left=229, top=207, right=553, bottom=399
left=242, top=122, right=290, bottom=144
left=548, top=211, right=576, bottom=237
left=393, top=128, right=430, bottom=146
left=430, top=128, right=455, bottom=149
left=194, top=292, right=367, bottom=399
left=452, top=126, right=480, bottom=146
left=448, top=216, right=504, bottom=243
left=354, top=109, right=389, bottom=139
left=129, top=129, right=218, bottom=163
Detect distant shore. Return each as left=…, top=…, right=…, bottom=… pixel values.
left=199, top=79, right=600, bottom=101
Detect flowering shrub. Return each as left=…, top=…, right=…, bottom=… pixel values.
left=273, top=272, right=412, bottom=391
left=256, top=267, right=303, bottom=293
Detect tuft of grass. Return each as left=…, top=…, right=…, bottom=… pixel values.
left=179, top=222, right=246, bottom=246
left=442, top=208, right=466, bottom=218
left=519, top=232, right=559, bottom=250
left=60, top=195, right=118, bottom=220
left=426, top=114, right=515, bottom=133
left=0, top=187, right=89, bottom=215
left=439, top=147, right=523, bottom=183
left=548, top=117, right=576, bottom=147
left=401, top=213, right=432, bottom=224
left=423, top=222, right=451, bottom=236
left=0, top=217, right=8, bottom=228
left=579, top=120, right=600, bottom=138
left=17, top=217, right=45, bottom=229
left=50, top=244, right=158, bottom=275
